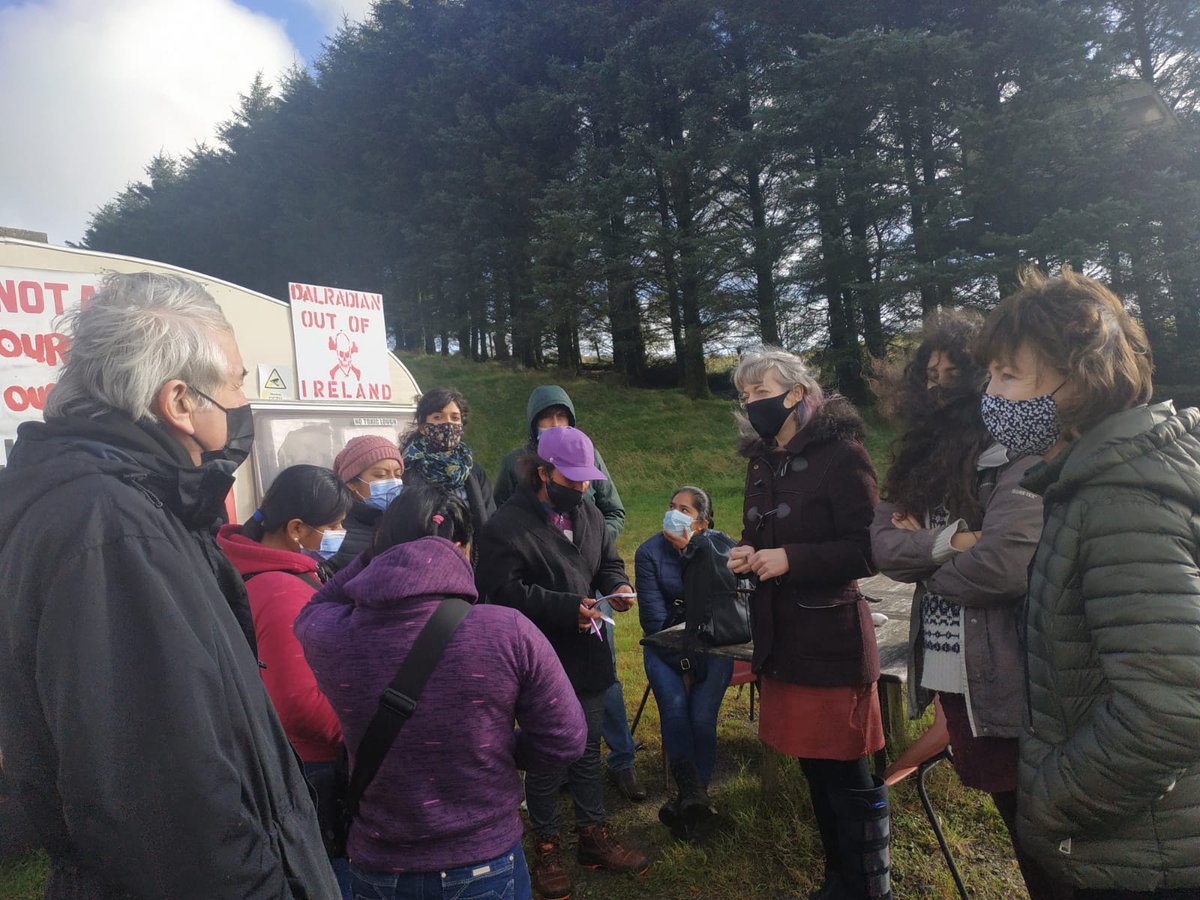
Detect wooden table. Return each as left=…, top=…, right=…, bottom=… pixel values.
left=641, top=574, right=914, bottom=774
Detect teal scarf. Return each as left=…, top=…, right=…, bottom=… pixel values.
left=403, top=435, right=474, bottom=489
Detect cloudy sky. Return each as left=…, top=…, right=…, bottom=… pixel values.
left=0, top=0, right=373, bottom=245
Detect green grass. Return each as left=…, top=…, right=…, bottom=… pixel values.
left=0, top=354, right=1024, bottom=898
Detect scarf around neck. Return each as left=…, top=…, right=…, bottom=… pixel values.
left=403, top=435, right=474, bottom=489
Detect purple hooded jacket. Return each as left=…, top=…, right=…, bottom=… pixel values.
left=294, top=536, right=585, bottom=873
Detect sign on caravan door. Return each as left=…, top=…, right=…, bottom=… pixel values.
left=287, top=281, right=391, bottom=402
left=0, top=268, right=98, bottom=462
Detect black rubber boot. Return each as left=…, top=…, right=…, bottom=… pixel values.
left=827, top=775, right=892, bottom=900
left=808, top=868, right=846, bottom=900
left=658, top=797, right=681, bottom=830
left=671, top=758, right=716, bottom=824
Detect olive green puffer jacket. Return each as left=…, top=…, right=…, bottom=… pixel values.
left=1018, top=401, right=1200, bottom=890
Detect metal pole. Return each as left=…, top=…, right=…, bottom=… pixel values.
left=917, top=750, right=970, bottom=900
left=629, top=683, right=652, bottom=738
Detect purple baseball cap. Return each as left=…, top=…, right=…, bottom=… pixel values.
left=537, top=427, right=607, bottom=482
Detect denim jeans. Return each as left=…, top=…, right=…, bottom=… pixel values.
left=302, top=759, right=353, bottom=900
left=643, top=647, right=733, bottom=784
left=600, top=603, right=636, bottom=772
left=525, top=689, right=607, bottom=835
left=349, top=839, right=531, bottom=900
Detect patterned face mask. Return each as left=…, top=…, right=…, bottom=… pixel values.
left=422, top=422, right=464, bottom=452
left=980, top=388, right=1063, bottom=456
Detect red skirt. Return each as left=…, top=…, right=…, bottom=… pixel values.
left=758, top=674, right=884, bottom=760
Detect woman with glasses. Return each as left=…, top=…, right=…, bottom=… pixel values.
left=728, top=347, right=888, bottom=900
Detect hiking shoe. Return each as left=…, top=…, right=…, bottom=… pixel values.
left=530, top=835, right=572, bottom=899
left=607, top=766, right=647, bottom=802
left=576, top=823, right=649, bottom=873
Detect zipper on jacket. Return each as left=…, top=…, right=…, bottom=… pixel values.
left=122, top=473, right=163, bottom=509
left=1022, top=505, right=1054, bottom=738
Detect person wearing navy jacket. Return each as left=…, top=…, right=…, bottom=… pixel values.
left=635, top=484, right=735, bottom=837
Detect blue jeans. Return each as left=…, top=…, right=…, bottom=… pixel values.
left=350, top=839, right=531, bottom=900
left=302, top=759, right=353, bottom=900
left=601, top=605, right=636, bottom=772
left=643, top=647, right=733, bottom=785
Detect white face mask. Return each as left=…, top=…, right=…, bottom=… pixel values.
left=302, top=528, right=346, bottom=561
left=663, top=508, right=694, bottom=537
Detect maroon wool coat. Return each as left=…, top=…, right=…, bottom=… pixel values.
left=738, top=398, right=881, bottom=688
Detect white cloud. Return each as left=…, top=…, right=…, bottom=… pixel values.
left=0, top=0, right=300, bottom=245
left=302, top=0, right=373, bottom=30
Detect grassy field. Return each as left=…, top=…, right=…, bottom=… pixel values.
left=0, top=354, right=1026, bottom=899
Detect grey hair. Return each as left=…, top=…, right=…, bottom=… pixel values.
left=45, top=272, right=233, bottom=421
left=732, top=345, right=825, bottom=436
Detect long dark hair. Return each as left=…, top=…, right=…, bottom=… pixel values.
left=242, top=465, right=354, bottom=541
left=401, top=387, right=470, bottom=449
left=369, top=483, right=473, bottom=559
left=879, top=313, right=993, bottom=526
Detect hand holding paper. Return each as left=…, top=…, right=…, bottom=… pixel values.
left=598, top=587, right=636, bottom=612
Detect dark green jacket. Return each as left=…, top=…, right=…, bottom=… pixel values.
left=1018, top=402, right=1200, bottom=890
left=493, top=385, right=625, bottom=539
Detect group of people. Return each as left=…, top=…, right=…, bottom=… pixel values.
left=0, top=265, right=1197, bottom=900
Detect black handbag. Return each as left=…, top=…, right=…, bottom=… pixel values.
left=698, top=576, right=753, bottom=646
left=682, top=531, right=754, bottom=647
left=310, top=596, right=472, bottom=858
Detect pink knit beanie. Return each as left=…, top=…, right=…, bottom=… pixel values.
left=333, top=435, right=401, bottom=483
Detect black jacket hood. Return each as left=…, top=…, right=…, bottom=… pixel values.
left=0, top=412, right=233, bottom=546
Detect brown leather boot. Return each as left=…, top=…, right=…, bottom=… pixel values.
left=530, top=834, right=572, bottom=900
left=576, top=823, right=649, bottom=874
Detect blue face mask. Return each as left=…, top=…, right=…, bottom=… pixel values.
left=302, top=528, right=346, bottom=562
left=364, top=478, right=403, bottom=511
left=663, top=508, right=694, bottom=537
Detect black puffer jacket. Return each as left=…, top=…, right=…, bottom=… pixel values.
left=0, top=413, right=335, bottom=900
left=476, top=484, right=629, bottom=694
left=326, top=498, right=382, bottom=572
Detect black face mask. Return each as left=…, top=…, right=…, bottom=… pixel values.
left=189, top=387, right=255, bottom=475
left=546, top=479, right=585, bottom=512
left=747, top=392, right=797, bottom=442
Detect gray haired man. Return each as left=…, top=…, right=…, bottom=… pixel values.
left=0, top=273, right=337, bottom=898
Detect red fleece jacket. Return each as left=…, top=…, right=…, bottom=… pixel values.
left=217, top=524, right=342, bottom=762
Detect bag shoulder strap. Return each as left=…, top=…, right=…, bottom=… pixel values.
left=345, top=596, right=472, bottom=814
left=243, top=569, right=323, bottom=591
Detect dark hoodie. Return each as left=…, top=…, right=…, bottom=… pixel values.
left=493, top=385, right=625, bottom=539
left=737, top=397, right=881, bottom=688
left=0, top=413, right=335, bottom=899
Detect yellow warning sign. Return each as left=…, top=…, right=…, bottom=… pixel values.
left=257, top=363, right=293, bottom=400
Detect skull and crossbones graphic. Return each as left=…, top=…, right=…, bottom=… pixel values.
left=329, top=331, right=362, bottom=380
